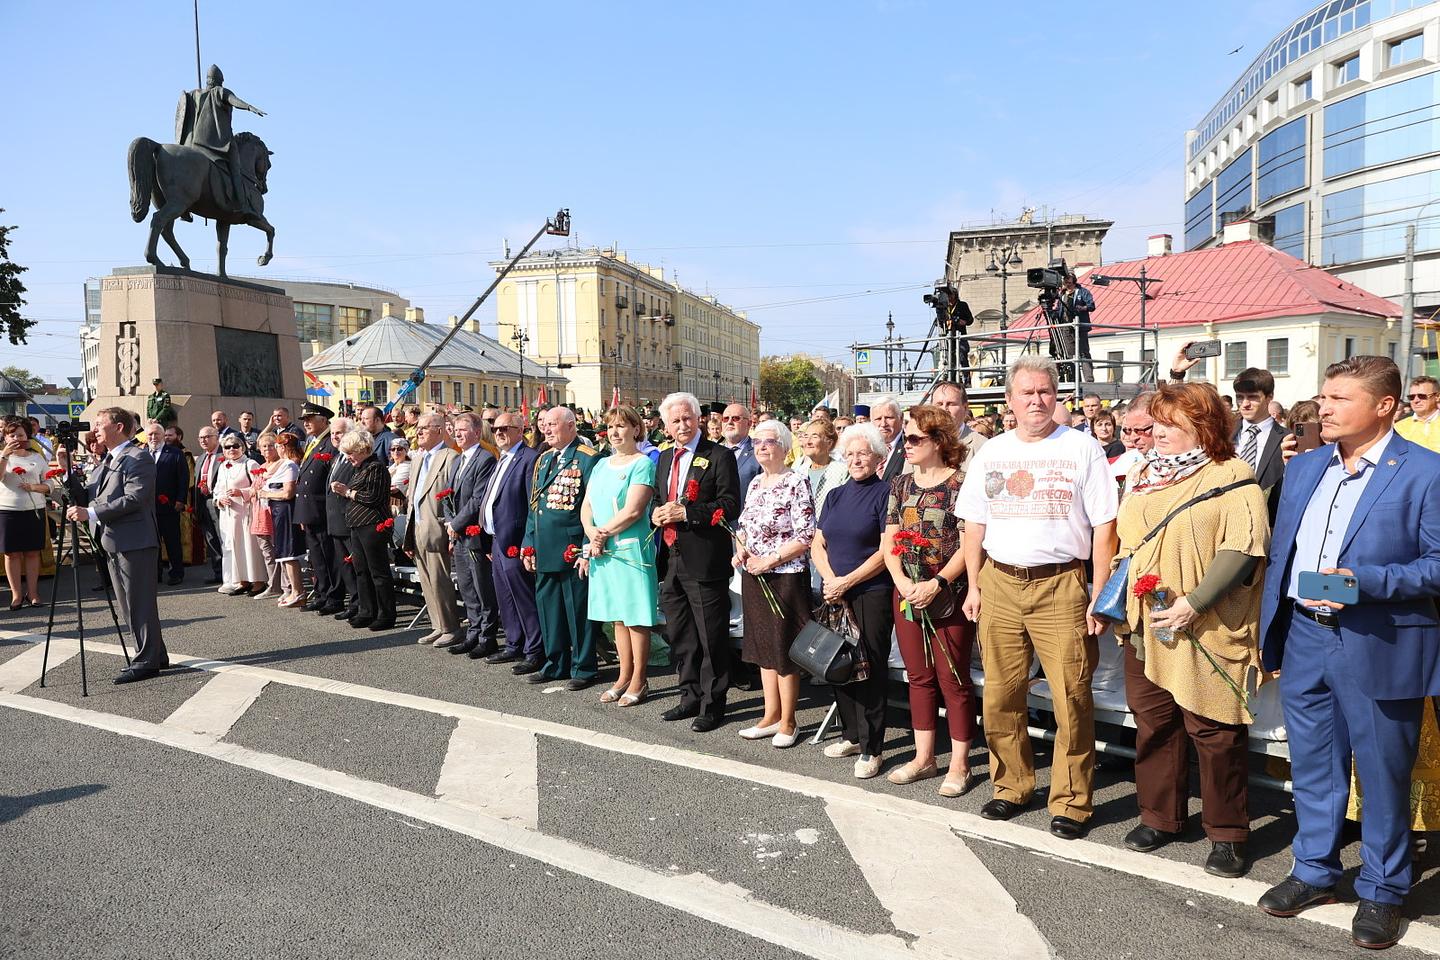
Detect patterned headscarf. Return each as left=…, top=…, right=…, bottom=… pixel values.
left=1129, top=447, right=1211, bottom=494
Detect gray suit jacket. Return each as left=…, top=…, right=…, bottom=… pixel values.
left=88, top=441, right=160, bottom=554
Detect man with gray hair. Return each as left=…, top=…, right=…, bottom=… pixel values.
left=652, top=392, right=741, bottom=731
left=324, top=417, right=361, bottom=619
left=869, top=397, right=905, bottom=481
left=955, top=355, right=1118, bottom=841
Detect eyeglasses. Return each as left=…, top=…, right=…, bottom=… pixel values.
left=902, top=433, right=930, bottom=446
left=720, top=415, right=747, bottom=422
left=1120, top=425, right=1154, bottom=436
left=493, top=425, right=518, bottom=433
left=221, top=444, right=242, bottom=450
left=1409, top=393, right=1436, bottom=401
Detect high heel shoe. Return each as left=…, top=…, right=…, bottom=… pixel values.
left=618, top=684, right=649, bottom=707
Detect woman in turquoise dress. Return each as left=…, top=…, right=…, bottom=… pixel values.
left=581, top=406, right=660, bottom=706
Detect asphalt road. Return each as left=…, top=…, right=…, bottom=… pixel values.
left=3, top=570, right=1440, bottom=959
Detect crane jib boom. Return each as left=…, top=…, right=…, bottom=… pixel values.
left=383, top=208, right=570, bottom=414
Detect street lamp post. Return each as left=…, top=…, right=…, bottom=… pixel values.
left=985, top=243, right=1024, bottom=369
left=1090, top=267, right=1162, bottom=384
left=511, top=326, right=529, bottom=411
left=712, top=368, right=721, bottom=406
left=1402, top=198, right=1440, bottom=384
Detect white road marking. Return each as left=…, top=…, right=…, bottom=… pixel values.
left=435, top=717, right=539, bottom=827
left=826, top=801, right=1054, bottom=960
left=161, top=672, right=269, bottom=740
left=4, top=628, right=1440, bottom=955
left=0, top=639, right=78, bottom=694
left=0, top=690, right=946, bottom=960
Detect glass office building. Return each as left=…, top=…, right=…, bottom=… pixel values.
left=1184, top=0, right=1440, bottom=311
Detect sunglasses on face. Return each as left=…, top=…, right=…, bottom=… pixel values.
left=1120, top=425, right=1154, bottom=436
left=1409, top=393, right=1436, bottom=401
left=222, top=444, right=242, bottom=450
left=902, top=433, right=930, bottom=446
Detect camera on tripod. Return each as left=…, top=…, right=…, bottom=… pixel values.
left=922, top=282, right=973, bottom=333
left=1026, top=258, right=1070, bottom=297
left=52, top=419, right=90, bottom=453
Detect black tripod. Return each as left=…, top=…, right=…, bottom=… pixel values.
left=38, top=467, right=130, bottom=697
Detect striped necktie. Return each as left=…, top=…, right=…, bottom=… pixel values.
left=1239, top=424, right=1260, bottom=469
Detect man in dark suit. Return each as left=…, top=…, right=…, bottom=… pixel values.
left=191, top=425, right=224, bottom=584
left=871, top=397, right=906, bottom=482
left=651, top=392, right=740, bottom=731
left=68, top=407, right=169, bottom=684
left=523, top=407, right=602, bottom=687
left=154, top=426, right=189, bottom=585
left=476, top=411, right=543, bottom=670
left=720, top=403, right=760, bottom=506
left=210, top=410, right=242, bottom=442
left=1256, top=357, right=1440, bottom=950
left=444, top=411, right=500, bottom=656
left=325, top=418, right=359, bottom=619
left=1231, top=367, right=1288, bottom=517
left=294, top=402, right=341, bottom=615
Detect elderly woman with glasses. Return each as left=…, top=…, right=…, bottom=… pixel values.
left=212, top=431, right=268, bottom=596
left=331, top=427, right=396, bottom=631
left=734, top=417, right=816, bottom=748
left=811, top=422, right=895, bottom=778
left=880, top=404, right=975, bottom=795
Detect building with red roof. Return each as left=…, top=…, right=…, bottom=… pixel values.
left=1011, top=224, right=1401, bottom=403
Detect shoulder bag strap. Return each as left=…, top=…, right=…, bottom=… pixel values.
left=1134, top=478, right=1258, bottom=550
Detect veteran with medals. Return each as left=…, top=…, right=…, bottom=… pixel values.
left=523, top=406, right=604, bottom=689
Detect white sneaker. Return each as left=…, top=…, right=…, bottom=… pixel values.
left=252, top=588, right=281, bottom=601
left=854, top=754, right=883, bottom=779
left=738, top=722, right=781, bottom=741
left=824, top=739, right=860, bottom=759
left=771, top=727, right=800, bottom=749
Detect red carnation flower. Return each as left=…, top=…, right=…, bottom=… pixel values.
left=10, top=467, right=24, bottom=476
left=157, top=494, right=170, bottom=505
left=684, top=479, right=700, bottom=502
left=343, top=555, right=352, bottom=564
left=436, top=487, right=454, bottom=500
left=315, top=452, right=333, bottom=463
left=44, top=468, right=64, bottom=479
left=385, top=518, right=395, bottom=530
left=184, top=504, right=194, bottom=514
left=506, top=546, right=519, bottom=558
left=1133, top=573, right=1161, bottom=598
left=521, top=546, right=535, bottom=558
left=710, top=508, right=725, bottom=527
left=375, top=522, right=386, bottom=532
left=465, top=524, right=480, bottom=536
left=891, top=545, right=905, bottom=556
left=563, top=544, right=580, bottom=564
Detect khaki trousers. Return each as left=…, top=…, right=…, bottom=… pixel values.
left=415, top=545, right=461, bottom=635
left=978, top=559, right=1097, bottom=820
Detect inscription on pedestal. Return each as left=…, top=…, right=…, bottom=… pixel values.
left=215, top=328, right=282, bottom=398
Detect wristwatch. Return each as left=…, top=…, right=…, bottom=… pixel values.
left=933, top=574, right=950, bottom=591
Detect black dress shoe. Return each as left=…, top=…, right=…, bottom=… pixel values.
left=1258, top=876, right=1337, bottom=917
left=467, top=644, right=498, bottom=660
left=113, top=666, right=161, bottom=685
left=690, top=714, right=723, bottom=733
left=512, top=657, right=543, bottom=676
left=566, top=677, right=596, bottom=692
left=662, top=704, right=701, bottom=722
left=349, top=616, right=374, bottom=629
left=449, top=640, right=478, bottom=655
left=1124, top=824, right=1179, bottom=853
left=979, top=798, right=1028, bottom=821
left=433, top=635, right=463, bottom=649
left=526, top=672, right=557, bottom=685
left=486, top=650, right=521, bottom=664
left=1050, top=816, right=1087, bottom=840
left=314, top=605, right=341, bottom=616
left=367, top=620, right=395, bottom=632
left=1204, top=841, right=1249, bottom=879
left=335, top=609, right=358, bottom=621
left=1352, top=899, right=1403, bottom=950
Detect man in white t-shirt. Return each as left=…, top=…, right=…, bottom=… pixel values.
left=956, top=356, right=1118, bottom=841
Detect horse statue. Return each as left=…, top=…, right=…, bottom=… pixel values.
left=127, top=130, right=275, bottom=279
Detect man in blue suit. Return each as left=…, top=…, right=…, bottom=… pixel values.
left=1257, top=357, right=1440, bottom=950
left=442, top=411, right=498, bottom=657
left=475, top=410, right=544, bottom=672
left=720, top=403, right=760, bottom=506
left=154, top=425, right=190, bottom=585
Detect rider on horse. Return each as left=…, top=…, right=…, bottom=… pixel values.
left=175, top=65, right=267, bottom=218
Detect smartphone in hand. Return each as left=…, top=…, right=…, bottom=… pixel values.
left=1293, top=422, right=1322, bottom=452
left=1298, top=571, right=1359, bottom=606
left=1183, top=340, right=1222, bottom=360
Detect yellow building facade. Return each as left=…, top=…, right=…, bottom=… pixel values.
left=494, top=248, right=759, bottom=412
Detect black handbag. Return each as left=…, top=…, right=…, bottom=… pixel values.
left=789, top=602, right=865, bottom=684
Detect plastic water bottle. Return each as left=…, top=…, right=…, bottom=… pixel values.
left=1151, top=588, right=1174, bottom=643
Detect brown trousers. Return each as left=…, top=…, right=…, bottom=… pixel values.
left=1123, top=642, right=1249, bottom=841
left=978, top=559, right=1097, bottom=819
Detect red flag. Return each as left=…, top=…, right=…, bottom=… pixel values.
left=750, top=381, right=757, bottom=410
left=610, top=385, right=620, bottom=410
left=537, top=383, right=548, bottom=405
left=521, top=393, right=530, bottom=423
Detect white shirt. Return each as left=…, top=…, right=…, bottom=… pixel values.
left=954, top=425, right=1118, bottom=566
left=483, top=447, right=517, bottom=535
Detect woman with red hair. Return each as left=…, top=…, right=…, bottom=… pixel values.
left=1104, top=382, right=1270, bottom=879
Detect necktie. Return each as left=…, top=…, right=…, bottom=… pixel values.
left=199, top=452, right=212, bottom=494
left=304, top=436, right=319, bottom=461
left=1240, top=425, right=1260, bottom=469
left=663, top=448, right=685, bottom=547
left=415, top=449, right=433, bottom=501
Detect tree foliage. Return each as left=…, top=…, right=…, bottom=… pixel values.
left=1, top=366, right=44, bottom=392
left=759, top=356, right=823, bottom=416
left=0, top=211, right=31, bottom=346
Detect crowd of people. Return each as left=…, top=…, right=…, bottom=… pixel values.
left=8, top=342, right=1440, bottom=951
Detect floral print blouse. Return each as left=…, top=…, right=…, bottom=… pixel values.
left=885, top=471, right=963, bottom=581
left=739, top=471, right=816, bottom=574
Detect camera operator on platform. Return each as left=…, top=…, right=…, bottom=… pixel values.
left=1059, top=274, right=1096, bottom=380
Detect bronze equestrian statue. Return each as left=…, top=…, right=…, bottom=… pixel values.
left=127, top=65, right=276, bottom=278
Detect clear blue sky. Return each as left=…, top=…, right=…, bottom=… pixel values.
left=6, top=0, right=1307, bottom=385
